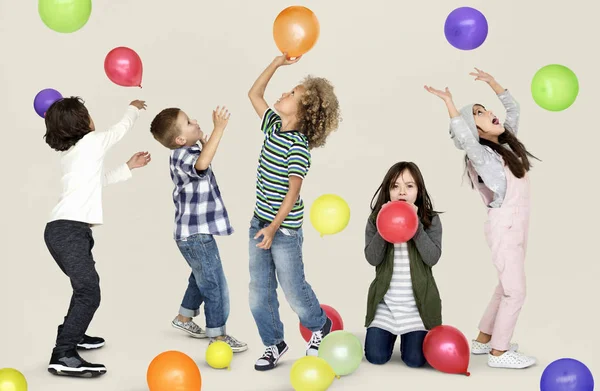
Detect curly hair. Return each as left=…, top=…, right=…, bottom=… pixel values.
left=150, top=108, right=182, bottom=149
left=297, top=76, right=342, bottom=149
left=43, top=97, right=92, bottom=151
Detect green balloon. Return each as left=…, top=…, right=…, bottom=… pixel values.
left=531, top=64, right=579, bottom=111
left=318, top=331, right=363, bottom=376
left=38, top=0, right=92, bottom=33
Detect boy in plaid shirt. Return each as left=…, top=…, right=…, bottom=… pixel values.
left=150, top=105, right=246, bottom=353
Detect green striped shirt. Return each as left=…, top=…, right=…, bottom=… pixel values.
left=254, top=108, right=311, bottom=229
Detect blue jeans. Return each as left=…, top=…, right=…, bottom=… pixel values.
left=248, top=216, right=326, bottom=346
left=176, top=233, right=230, bottom=338
left=365, top=327, right=428, bottom=367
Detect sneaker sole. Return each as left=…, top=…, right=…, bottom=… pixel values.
left=232, top=345, right=248, bottom=353
left=254, top=346, right=288, bottom=371
left=48, top=365, right=107, bottom=378
left=171, top=323, right=208, bottom=339
left=77, top=342, right=105, bottom=350
left=487, top=360, right=536, bottom=369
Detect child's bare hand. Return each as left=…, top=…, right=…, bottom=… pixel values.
left=424, top=86, right=453, bottom=102
left=469, top=67, right=496, bottom=84
left=212, top=106, right=231, bottom=131
left=130, top=100, right=147, bottom=110
left=199, top=134, right=209, bottom=145
left=127, top=151, right=151, bottom=170
left=273, top=53, right=302, bottom=66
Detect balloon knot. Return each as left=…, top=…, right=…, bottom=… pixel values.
left=465, top=371, right=471, bottom=377
left=336, top=375, right=341, bottom=379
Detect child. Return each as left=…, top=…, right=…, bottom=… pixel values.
left=44, top=97, right=150, bottom=377
left=247, top=53, right=342, bottom=371
left=364, top=162, right=443, bottom=367
left=149, top=105, right=247, bottom=353
left=425, top=68, right=539, bottom=369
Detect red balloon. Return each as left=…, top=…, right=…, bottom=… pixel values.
left=299, top=304, right=343, bottom=342
left=104, top=46, right=143, bottom=87
left=376, top=201, right=419, bottom=243
left=423, top=325, right=471, bottom=376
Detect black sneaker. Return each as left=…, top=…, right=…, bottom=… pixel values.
left=48, top=350, right=107, bottom=378
left=57, top=326, right=105, bottom=350
left=254, top=341, right=288, bottom=371
left=77, top=334, right=105, bottom=350
left=306, top=317, right=332, bottom=356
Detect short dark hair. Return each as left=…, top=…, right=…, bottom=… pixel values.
left=150, top=108, right=182, bottom=149
left=43, top=97, right=92, bottom=151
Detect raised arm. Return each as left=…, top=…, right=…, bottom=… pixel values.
left=248, top=54, right=301, bottom=118
left=195, top=107, right=230, bottom=171
left=469, top=68, right=520, bottom=134
left=424, top=85, right=494, bottom=167
left=95, top=100, right=146, bottom=151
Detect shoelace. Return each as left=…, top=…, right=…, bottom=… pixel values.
left=261, top=345, right=278, bottom=360
left=308, top=331, right=323, bottom=348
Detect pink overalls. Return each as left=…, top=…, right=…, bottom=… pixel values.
left=467, top=159, right=531, bottom=351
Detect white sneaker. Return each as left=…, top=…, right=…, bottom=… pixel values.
left=471, top=340, right=519, bottom=354
left=487, top=351, right=536, bottom=369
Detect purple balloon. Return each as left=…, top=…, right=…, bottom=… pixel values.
left=540, top=358, right=594, bottom=391
left=34, top=88, right=63, bottom=118
left=444, top=7, right=488, bottom=50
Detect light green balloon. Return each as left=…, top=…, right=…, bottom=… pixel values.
left=531, top=64, right=579, bottom=112
left=38, top=0, right=92, bottom=33
left=318, top=331, right=363, bottom=376
left=0, top=368, right=28, bottom=391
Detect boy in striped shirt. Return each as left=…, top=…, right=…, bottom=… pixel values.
left=247, top=53, right=342, bottom=371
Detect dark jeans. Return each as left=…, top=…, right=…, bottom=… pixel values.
left=44, top=220, right=100, bottom=355
left=365, top=327, right=428, bottom=367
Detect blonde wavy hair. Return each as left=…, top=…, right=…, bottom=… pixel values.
left=297, top=76, right=341, bottom=149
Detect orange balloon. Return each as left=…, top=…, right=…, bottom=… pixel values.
left=147, top=351, right=202, bottom=391
left=273, top=6, right=320, bottom=58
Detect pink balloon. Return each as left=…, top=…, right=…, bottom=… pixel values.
left=104, top=47, right=143, bottom=87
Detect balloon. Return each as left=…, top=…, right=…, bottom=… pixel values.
left=290, top=356, right=336, bottom=391
left=104, top=47, right=144, bottom=87
left=300, top=305, right=344, bottom=342
left=38, top=0, right=92, bottom=33
left=309, top=194, right=350, bottom=236
left=205, top=341, right=233, bottom=370
left=444, top=7, right=488, bottom=50
left=423, top=325, right=470, bottom=376
left=318, top=331, right=363, bottom=376
left=33, top=88, right=62, bottom=118
left=376, top=201, right=419, bottom=243
left=531, top=64, right=579, bottom=111
left=273, top=6, right=320, bottom=58
left=540, top=358, right=594, bottom=391
left=147, top=351, right=201, bottom=391
left=0, top=368, right=27, bottom=391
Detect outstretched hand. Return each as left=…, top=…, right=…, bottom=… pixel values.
left=127, top=151, right=151, bottom=170
left=469, top=67, right=496, bottom=84
left=424, top=85, right=453, bottom=101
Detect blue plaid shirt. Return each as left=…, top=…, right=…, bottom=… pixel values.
left=170, top=143, right=234, bottom=240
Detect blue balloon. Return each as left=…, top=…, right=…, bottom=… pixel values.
left=34, top=88, right=63, bottom=118
left=444, top=7, right=488, bottom=50
left=540, top=358, right=594, bottom=391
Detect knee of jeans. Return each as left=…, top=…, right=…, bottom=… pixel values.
left=402, top=352, right=426, bottom=368
left=365, top=349, right=392, bottom=365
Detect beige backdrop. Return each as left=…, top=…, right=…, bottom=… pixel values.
left=0, top=0, right=597, bottom=390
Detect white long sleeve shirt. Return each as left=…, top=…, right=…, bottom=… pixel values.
left=48, top=105, right=141, bottom=225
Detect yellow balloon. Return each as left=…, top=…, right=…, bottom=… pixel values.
left=309, top=194, right=350, bottom=236
left=290, top=356, right=336, bottom=391
left=205, top=341, right=233, bottom=370
left=0, top=368, right=27, bottom=391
